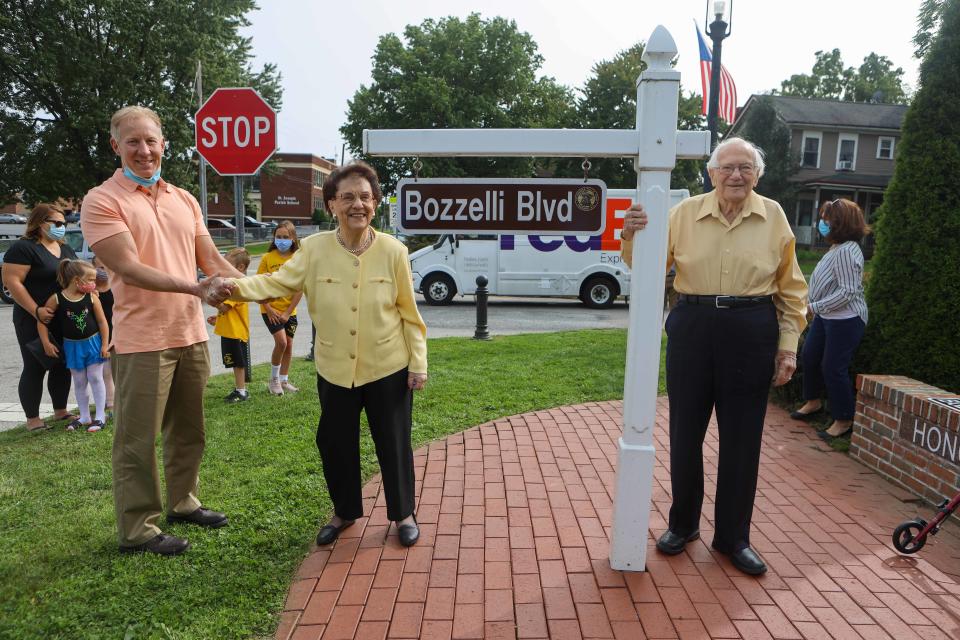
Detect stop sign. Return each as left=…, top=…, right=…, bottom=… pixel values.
left=195, top=87, right=277, bottom=176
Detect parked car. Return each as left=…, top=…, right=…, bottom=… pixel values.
left=0, top=237, right=16, bottom=304
left=63, top=228, right=94, bottom=260
left=206, top=218, right=237, bottom=230
left=244, top=215, right=276, bottom=228
left=64, top=211, right=81, bottom=224
left=0, top=213, right=27, bottom=224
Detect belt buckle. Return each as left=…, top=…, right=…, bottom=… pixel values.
left=715, top=295, right=734, bottom=309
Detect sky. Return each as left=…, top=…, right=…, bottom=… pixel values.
left=241, top=0, right=924, bottom=162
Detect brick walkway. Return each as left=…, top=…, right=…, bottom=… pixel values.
left=276, top=400, right=960, bottom=639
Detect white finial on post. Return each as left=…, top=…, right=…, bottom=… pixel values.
left=641, top=25, right=678, bottom=71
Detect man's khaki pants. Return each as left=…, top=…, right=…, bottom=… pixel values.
left=111, top=343, right=210, bottom=547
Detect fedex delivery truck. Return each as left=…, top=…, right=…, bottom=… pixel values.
left=409, top=188, right=688, bottom=308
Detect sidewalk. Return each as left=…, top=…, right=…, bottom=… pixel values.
left=277, top=400, right=960, bottom=640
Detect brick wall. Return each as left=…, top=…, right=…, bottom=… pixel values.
left=852, top=375, right=960, bottom=509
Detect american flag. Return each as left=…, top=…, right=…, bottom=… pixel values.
left=696, top=24, right=738, bottom=124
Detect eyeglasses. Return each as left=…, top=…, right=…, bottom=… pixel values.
left=336, top=192, right=375, bottom=205
left=45, top=219, right=66, bottom=228
left=717, top=164, right=755, bottom=176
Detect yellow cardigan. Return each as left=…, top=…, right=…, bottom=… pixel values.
left=231, top=231, right=427, bottom=387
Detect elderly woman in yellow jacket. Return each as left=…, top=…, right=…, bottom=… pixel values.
left=227, top=161, right=428, bottom=547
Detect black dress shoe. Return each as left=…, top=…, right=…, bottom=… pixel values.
left=655, top=529, right=700, bottom=555
left=167, top=506, right=228, bottom=528
left=119, top=533, right=190, bottom=556
left=789, top=407, right=823, bottom=420
left=316, top=520, right=354, bottom=546
left=397, top=518, right=420, bottom=547
left=727, top=547, right=767, bottom=575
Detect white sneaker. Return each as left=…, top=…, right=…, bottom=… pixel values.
left=268, top=378, right=284, bottom=396
left=280, top=380, right=299, bottom=393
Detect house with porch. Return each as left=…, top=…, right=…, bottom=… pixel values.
left=729, top=96, right=907, bottom=247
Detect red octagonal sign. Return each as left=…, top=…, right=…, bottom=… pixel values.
left=195, top=87, right=277, bottom=176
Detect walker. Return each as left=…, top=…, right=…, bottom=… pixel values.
left=892, top=491, right=960, bottom=554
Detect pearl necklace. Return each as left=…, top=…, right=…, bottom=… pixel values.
left=336, top=227, right=374, bottom=255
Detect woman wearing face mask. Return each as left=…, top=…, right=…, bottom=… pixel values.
left=257, top=221, right=303, bottom=396
left=1, top=204, right=79, bottom=430
left=791, top=198, right=870, bottom=439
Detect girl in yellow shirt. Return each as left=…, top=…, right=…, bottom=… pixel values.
left=258, top=221, right=303, bottom=395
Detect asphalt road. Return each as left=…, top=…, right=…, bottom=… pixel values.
left=0, top=290, right=628, bottom=411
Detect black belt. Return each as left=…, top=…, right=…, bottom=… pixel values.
left=678, top=294, right=774, bottom=309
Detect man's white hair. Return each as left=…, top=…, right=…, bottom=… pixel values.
left=706, top=137, right=766, bottom=179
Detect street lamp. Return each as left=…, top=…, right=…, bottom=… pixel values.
left=703, top=0, right=732, bottom=190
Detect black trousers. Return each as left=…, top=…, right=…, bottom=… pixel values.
left=664, top=301, right=779, bottom=553
left=316, top=368, right=415, bottom=522
left=14, top=314, right=71, bottom=418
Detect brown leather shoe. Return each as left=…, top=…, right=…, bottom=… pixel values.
left=166, top=506, right=228, bottom=528
left=119, top=533, right=190, bottom=556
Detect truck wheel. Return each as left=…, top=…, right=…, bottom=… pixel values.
left=580, top=276, right=618, bottom=308
left=421, top=273, right=456, bottom=305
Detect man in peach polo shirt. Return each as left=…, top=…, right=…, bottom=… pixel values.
left=81, top=106, right=241, bottom=556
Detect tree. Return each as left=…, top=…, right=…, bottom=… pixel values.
left=859, top=0, right=960, bottom=392
left=0, top=0, right=281, bottom=204
left=777, top=49, right=907, bottom=103
left=734, top=96, right=798, bottom=206
left=340, top=14, right=575, bottom=194
left=555, top=43, right=705, bottom=194
left=914, top=0, right=948, bottom=59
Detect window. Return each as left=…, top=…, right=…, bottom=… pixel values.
left=796, top=199, right=816, bottom=227
left=312, top=196, right=323, bottom=212
left=248, top=172, right=261, bottom=192
left=877, top=136, right=895, bottom=159
left=313, top=169, right=325, bottom=187
left=801, top=131, right=821, bottom=168
left=836, top=133, right=858, bottom=171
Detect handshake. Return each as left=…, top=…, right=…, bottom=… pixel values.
left=197, top=276, right=238, bottom=307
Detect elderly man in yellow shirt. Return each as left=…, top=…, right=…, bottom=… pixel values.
left=218, top=161, right=428, bottom=548
left=621, top=137, right=807, bottom=576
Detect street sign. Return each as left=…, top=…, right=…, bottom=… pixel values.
left=396, top=178, right=606, bottom=235
left=195, top=87, right=277, bottom=176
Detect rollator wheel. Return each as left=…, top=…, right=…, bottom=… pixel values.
left=892, top=519, right=928, bottom=554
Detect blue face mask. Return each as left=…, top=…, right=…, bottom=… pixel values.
left=123, top=165, right=162, bottom=187
left=274, top=238, right=293, bottom=253
left=45, top=224, right=66, bottom=240
left=818, top=219, right=831, bottom=238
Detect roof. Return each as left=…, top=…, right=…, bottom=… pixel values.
left=732, top=95, right=908, bottom=133
left=798, top=172, right=892, bottom=190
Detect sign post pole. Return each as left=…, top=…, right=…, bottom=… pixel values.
left=234, top=176, right=245, bottom=248
left=607, top=32, right=682, bottom=570
left=364, top=26, right=706, bottom=571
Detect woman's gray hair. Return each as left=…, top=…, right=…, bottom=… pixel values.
left=706, top=137, right=766, bottom=178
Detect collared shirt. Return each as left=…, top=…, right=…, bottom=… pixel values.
left=232, top=231, right=427, bottom=387
left=80, top=169, right=209, bottom=354
left=809, top=241, right=867, bottom=324
left=622, top=190, right=808, bottom=351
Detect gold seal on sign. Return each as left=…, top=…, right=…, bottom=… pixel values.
left=575, top=187, right=599, bottom=212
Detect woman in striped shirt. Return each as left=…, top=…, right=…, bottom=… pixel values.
left=791, top=199, right=870, bottom=438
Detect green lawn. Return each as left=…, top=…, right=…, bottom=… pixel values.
left=0, top=329, right=661, bottom=640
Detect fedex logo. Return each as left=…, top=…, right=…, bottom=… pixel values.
left=500, top=197, right=630, bottom=252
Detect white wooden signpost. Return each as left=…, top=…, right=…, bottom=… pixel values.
left=364, top=25, right=709, bottom=571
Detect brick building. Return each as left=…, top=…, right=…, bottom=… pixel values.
left=207, top=153, right=336, bottom=223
